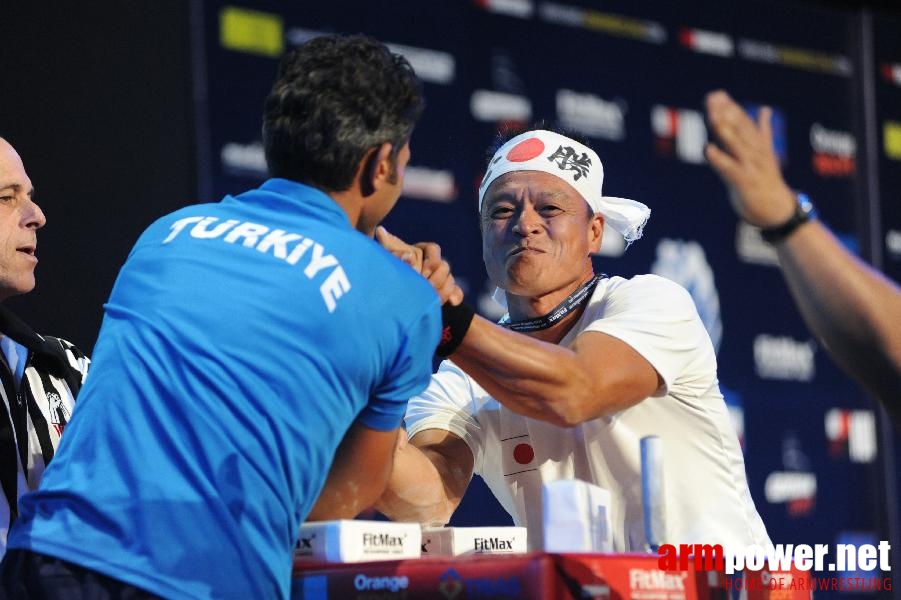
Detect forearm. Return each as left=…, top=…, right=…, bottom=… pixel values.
left=452, top=317, right=613, bottom=427
left=307, top=423, right=397, bottom=521
left=308, top=463, right=390, bottom=521
left=704, top=88, right=901, bottom=408
left=776, top=221, right=901, bottom=400
left=375, top=439, right=463, bottom=526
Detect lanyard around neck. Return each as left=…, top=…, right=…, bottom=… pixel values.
left=500, top=274, right=604, bottom=333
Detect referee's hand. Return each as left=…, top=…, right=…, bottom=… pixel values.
left=704, top=89, right=795, bottom=229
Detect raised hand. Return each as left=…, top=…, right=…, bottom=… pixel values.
left=704, top=89, right=797, bottom=228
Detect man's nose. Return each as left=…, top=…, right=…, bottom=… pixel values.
left=24, top=197, right=47, bottom=229
left=511, top=205, right=540, bottom=235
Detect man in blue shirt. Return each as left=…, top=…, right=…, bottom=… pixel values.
left=1, top=34, right=453, bottom=599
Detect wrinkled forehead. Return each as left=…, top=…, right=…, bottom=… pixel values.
left=481, top=170, right=591, bottom=212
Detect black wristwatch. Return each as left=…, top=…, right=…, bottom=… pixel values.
left=760, top=193, right=817, bottom=245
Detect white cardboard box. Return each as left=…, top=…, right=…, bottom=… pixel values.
left=421, top=526, right=528, bottom=556
left=542, top=479, right=612, bottom=553
left=295, top=520, right=421, bottom=563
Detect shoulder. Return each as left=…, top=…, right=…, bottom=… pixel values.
left=150, top=202, right=219, bottom=226
left=131, top=203, right=219, bottom=247
left=335, top=240, right=441, bottom=341
left=606, top=273, right=689, bottom=295
left=356, top=238, right=439, bottom=302
left=42, top=336, right=85, bottom=353
left=579, top=274, right=704, bottom=341
left=35, top=336, right=91, bottom=379
left=600, top=274, right=695, bottom=309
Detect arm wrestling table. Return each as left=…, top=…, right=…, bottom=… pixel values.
left=292, top=552, right=814, bottom=599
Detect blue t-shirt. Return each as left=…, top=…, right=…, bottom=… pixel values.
left=9, top=179, right=441, bottom=599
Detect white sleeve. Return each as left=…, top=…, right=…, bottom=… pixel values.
left=404, top=360, right=485, bottom=467
left=580, top=275, right=718, bottom=396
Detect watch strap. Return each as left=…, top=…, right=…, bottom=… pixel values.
left=760, top=193, right=817, bottom=244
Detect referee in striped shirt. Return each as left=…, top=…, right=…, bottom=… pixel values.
left=0, top=136, right=90, bottom=557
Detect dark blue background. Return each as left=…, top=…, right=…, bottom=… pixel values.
left=195, top=2, right=900, bottom=596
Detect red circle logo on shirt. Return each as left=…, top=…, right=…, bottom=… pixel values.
left=513, top=443, right=535, bottom=464
left=506, top=138, right=544, bottom=162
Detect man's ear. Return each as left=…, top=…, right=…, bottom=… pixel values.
left=360, top=142, right=393, bottom=197
left=588, top=213, right=605, bottom=254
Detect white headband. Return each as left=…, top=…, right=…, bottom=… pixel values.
left=478, top=129, right=650, bottom=244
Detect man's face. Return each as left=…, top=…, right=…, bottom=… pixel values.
left=0, top=139, right=46, bottom=301
left=480, top=170, right=602, bottom=298
left=358, top=141, right=411, bottom=236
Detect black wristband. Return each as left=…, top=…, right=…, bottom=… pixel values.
left=760, top=193, right=817, bottom=245
left=436, top=303, right=475, bottom=357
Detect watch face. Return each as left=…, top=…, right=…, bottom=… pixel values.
left=797, top=193, right=816, bottom=218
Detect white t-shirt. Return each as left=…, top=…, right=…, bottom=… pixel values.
left=405, top=274, right=771, bottom=551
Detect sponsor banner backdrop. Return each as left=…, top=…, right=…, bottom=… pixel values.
left=196, top=1, right=894, bottom=591
left=875, top=9, right=901, bottom=284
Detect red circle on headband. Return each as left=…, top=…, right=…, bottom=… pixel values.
left=506, top=138, right=544, bottom=162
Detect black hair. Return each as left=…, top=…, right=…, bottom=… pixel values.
left=262, top=34, right=424, bottom=191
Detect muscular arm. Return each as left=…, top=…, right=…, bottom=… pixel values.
left=378, top=228, right=659, bottom=427
left=306, top=420, right=401, bottom=521
left=375, top=428, right=474, bottom=526
left=452, top=319, right=660, bottom=427
left=777, top=222, right=901, bottom=412
left=705, top=89, right=901, bottom=417
left=374, top=330, right=658, bottom=521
